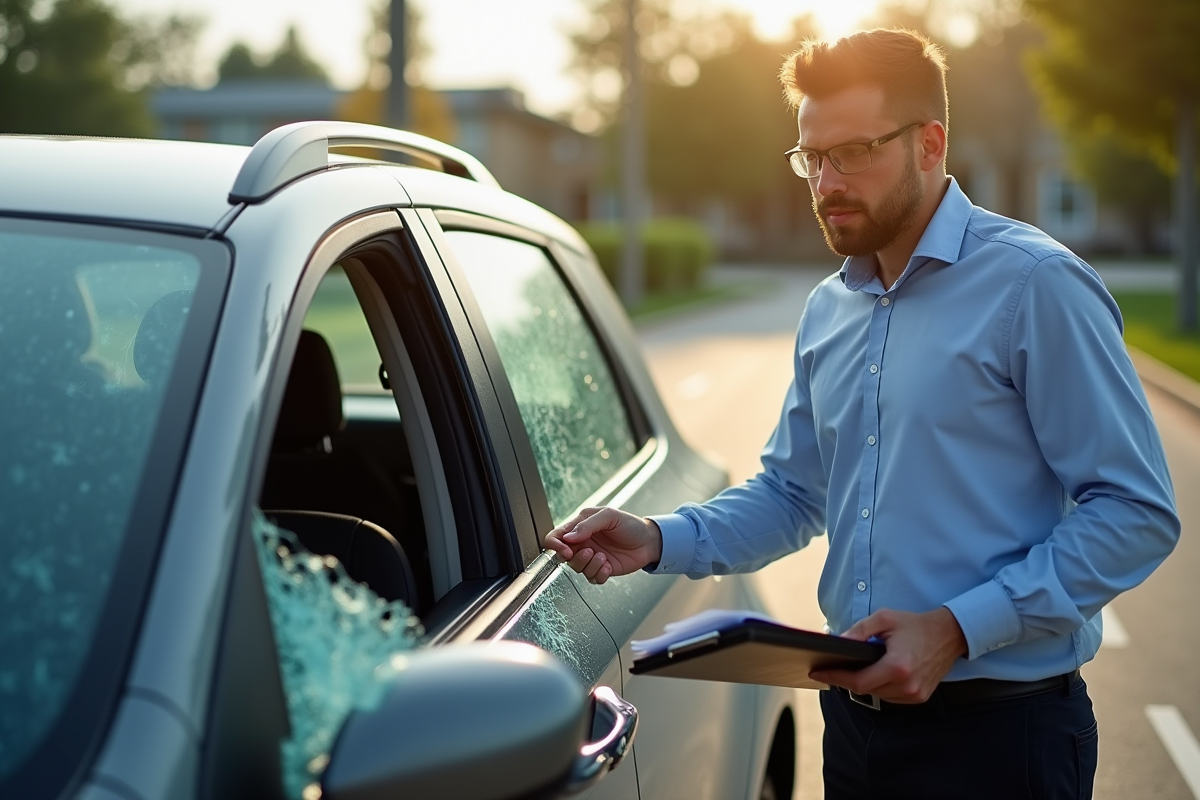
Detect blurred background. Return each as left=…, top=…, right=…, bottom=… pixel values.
left=1, top=0, right=1198, bottom=338
left=4, top=4, right=1200, bottom=798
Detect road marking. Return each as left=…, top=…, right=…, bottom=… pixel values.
left=678, top=371, right=711, bottom=399
left=1101, top=605, right=1130, bottom=648
left=1145, top=705, right=1200, bottom=798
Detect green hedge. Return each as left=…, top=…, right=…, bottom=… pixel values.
left=575, top=218, right=715, bottom=294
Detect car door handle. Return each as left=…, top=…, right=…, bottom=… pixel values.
left=564, top=685, right=639, bottom=794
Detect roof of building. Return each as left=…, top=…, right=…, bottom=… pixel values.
left=153, top=80, right=345, bottom=119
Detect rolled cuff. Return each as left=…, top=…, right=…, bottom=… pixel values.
left=644, top=513, right=698, bottom=574
left=943, top=578, right=1023, bottom=660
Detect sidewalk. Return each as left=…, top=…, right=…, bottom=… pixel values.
left=705, top=263, right=1200, bottom=415
left=1129, top=347, right=1200, bottom=416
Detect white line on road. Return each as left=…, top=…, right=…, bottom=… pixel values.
left=1101, top=605, right=1130, bottom=648
left=1145, top=705, right=1200, bottom=798
left=678, top=371, right=712, bottom=399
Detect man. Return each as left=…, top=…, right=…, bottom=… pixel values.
left=544, top=28, right=1180, bottom=799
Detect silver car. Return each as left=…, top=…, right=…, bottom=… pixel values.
left=0, top=122, right=797, bottom=800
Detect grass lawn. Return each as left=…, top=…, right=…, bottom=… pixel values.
left=1111, top=292, right=1200, bottom=383
left=628, top=278, right=773, bottom=323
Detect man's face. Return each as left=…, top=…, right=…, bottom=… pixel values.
left=796, top=85, right=925, bottom=257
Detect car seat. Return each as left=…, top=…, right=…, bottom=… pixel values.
left=259, top=330, right=422, bottom=609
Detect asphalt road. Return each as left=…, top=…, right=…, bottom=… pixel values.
left=637, top=265, right=1200, bottom=800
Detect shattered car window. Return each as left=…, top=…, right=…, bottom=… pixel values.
left=0, top=224, right=202, bottom=780
left=252, top=512, right=422, bottom=799
left=446, top=232, right=638, bottom=523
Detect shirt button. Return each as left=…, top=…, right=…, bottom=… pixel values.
left=857, top=581, right=867, bottom=591
left=861, top=508, right=870, bottom=518
left=869, top=364, right=879, bottom=374
left=880, top=297, right=890, bottom=306
left=867, top=435, right=877, bottom=446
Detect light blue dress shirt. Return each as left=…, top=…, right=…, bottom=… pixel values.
left=650, top=178, right=1180, bottom=681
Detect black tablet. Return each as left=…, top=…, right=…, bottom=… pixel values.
left=629, top=619, right=885, bottom=690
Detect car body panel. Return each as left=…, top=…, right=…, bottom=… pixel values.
left=0, top=137, right=246, bottom=231
left=89, top=694, right=199, bottom=800
left=123, top=176, right=410, bottom=734
left=421, top=207, right=794, bottom=800
left=0, top=128, right=796, bottom=800
left=385, top=165, right=590, bottom=256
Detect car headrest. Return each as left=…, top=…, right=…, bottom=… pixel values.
left=263, top=510, right=419, bottom=607
left=0, top=266, right=94, bottom=376
left=274, top=330, right=344, bottom=449
left=134, top=289, right=193, bottom=387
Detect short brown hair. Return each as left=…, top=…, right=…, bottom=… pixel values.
left=779, top=28, right=948, bottom=129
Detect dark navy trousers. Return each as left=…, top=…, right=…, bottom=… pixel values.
left=820, top=674, right=1098, bottom=799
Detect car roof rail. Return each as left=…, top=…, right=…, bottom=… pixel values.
left=228, top=120, right=500, bottom=203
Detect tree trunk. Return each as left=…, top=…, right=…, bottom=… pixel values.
left=619, top=0, right=646, bottom=309
left=1177, top=94, right=1197, bottom=330
left=386, top=0, right=409, bottom=129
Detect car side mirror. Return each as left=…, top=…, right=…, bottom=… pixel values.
left=320, top=641, right=635, bottom=800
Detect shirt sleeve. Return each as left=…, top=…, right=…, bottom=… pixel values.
left=644, top=319, right=830, bottom=578
left=943, top=254, right=1180, bottom=659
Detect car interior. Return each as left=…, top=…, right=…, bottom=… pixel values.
left=243, top=246, right=469, bottom=622
left=257, top=323, right=433, bottom=615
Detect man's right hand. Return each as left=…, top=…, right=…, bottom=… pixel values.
left=543, top=507, right=664, bottom=585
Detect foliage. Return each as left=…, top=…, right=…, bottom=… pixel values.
left=570, top=0, right=745, bottom=132
left=643, top=18, right=808, bottom=203
left=0, top=0, right=200, bottom=136
left=1066, top=131, right=1171, bottom=253
left=217, top=26, right=328, bottom=83
left=570, top=1, right=820, bottom=203
left=576, top=217, right=715, bottom=292
left=335, top=0, right=454, bottom=141
left=1024, top=0, right=1200, bottom=171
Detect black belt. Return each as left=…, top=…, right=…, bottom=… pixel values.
left=844, top=669, right=1079, bottom=711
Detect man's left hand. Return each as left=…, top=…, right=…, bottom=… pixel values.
left=810, top=607, right=968, bottom=704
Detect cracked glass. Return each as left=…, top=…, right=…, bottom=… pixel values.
left=446, top=232, right=637, bottom=524
left=0, top=226, right=201, bottom=779
left=251, top=512, right=422, bottom=799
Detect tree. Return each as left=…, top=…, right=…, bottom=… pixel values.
left=1, top=0, right=142, bottom=135
left=1066, top=131, right=1172, bottom=255
left=643, top=17, right=811, bottom=205
left=1024, top=0, right=1200, bottom=326
left=0, top=0, right=203, bottom=135
left=336, top=0, right=454, bottom=140
left=569, top=2, right=818, bottom=202
left=569, top=0, right=748, bottom=134
left=217, top=25, right=328, bottom=83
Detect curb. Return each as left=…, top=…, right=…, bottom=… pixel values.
left=1128, top=346, right=1200, bottom=416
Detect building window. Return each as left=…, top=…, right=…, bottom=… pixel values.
left=1037, top=169, right=1096, bottom=241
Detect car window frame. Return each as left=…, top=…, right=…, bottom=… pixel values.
left=0, top=216, right=232, bottom=800
left=203, top=207, right=541, bottom=793
left=424, top=210, right=657, bottom=558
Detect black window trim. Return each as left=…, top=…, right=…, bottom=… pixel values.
left=397, top=209, right=532, bottom=574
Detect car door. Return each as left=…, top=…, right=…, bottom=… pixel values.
left=423, top=212, right=765, bottom=800
left=201, top=209, right=639, bottom=800
left=392, top=209, right=639, bottom=800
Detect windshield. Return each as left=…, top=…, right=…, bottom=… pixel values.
left=0, top=218, right=228, bottom=790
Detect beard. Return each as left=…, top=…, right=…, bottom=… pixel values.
left=813, top=155, right=925, bottom=257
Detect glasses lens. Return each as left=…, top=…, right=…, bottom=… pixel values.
left=789, top=151, right=820, bottom=178
left=827, top=144, right=872, bottom=175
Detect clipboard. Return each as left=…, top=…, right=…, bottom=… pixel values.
left=629, top=618, right=885, bottom=690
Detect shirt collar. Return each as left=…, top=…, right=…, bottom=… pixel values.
left=839, top=176, right=972, bottom=291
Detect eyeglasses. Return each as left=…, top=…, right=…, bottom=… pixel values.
left=784, top=122, right=926, bottom=179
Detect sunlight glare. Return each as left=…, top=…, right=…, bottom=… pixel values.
left=716, top=0, right=881, bottom=42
